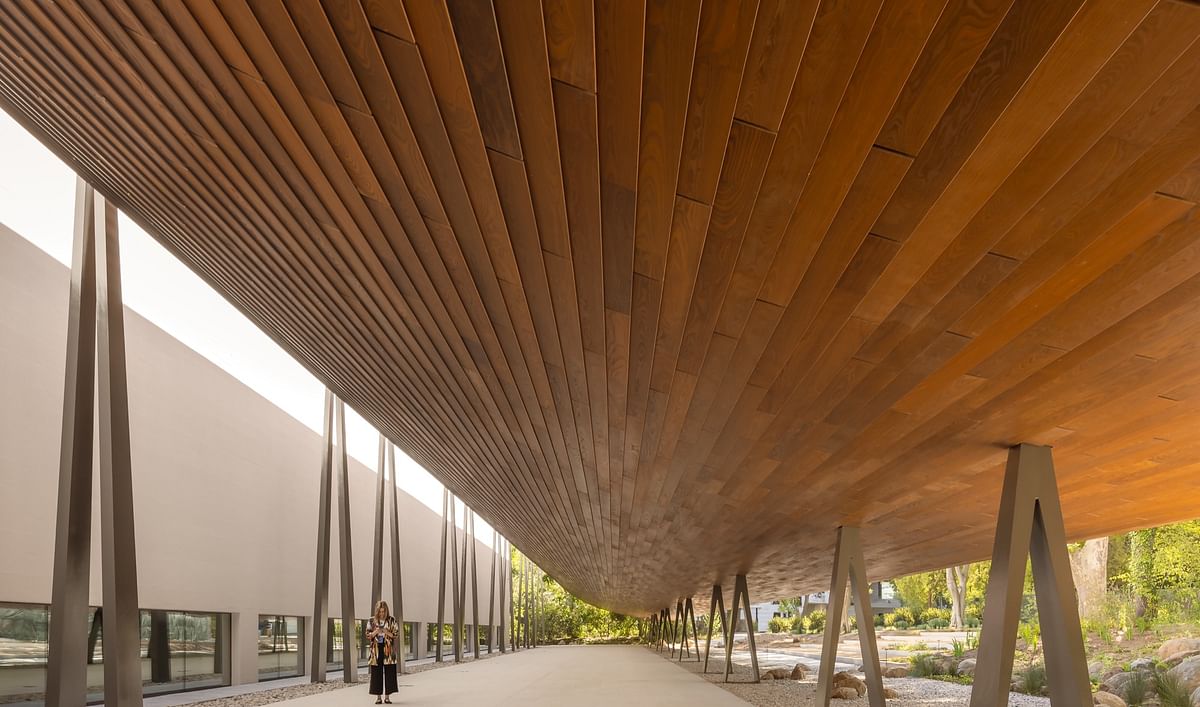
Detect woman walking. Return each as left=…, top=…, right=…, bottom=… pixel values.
left=366, top=600, right=399, bottom=703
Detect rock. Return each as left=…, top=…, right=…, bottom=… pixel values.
left=1168, top=655, right=1200, bottom=694
left=832, top=686, right=859, bottom=700
left=1093, top=691, right=1126, bottom=707
left=1101, top=671, right=1136, bottom=694
left=1191, top=685, right=1200, bottom=707
left=761, top=667, right=791, bottom=680
left=790, top=663, right=807, bottom=680
left=1166, top=649, right=1200, bottom=668
left=957, top=658, right=976, bottom=677
left=883, top=666, right=908, bottom=678
left=833, top=671, right=866, bottom=697
left=1130, top=657, right=1156, bottom=672
left=1088, top=661, right=1106, bottom=679
left=1160, top=638, right=1200, bottom=661
left=881, top=687, right=899, bottom=699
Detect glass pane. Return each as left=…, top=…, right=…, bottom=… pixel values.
left=184, top=613, right=222, bottom=688
left=0, top=604, right=48, bottom=703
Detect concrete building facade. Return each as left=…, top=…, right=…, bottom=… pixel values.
left=0, top=226, right=505, bottom=701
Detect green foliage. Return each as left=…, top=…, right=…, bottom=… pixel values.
left=1122, top=670, right=1150, bottom=706
left=802, top=610, right=826, bottom=634
left=920, top=607, right=951, bottom=624
left=1016, top=664, right=1047, bottom=696
left=893, top=607, right=916, bottom=625
left=894, top=620, right=910, bottom=630
left=777, top=597, right=804, bottom=616
left=927, top=618, right=950, bottom=629
left=950, top=638, right=966, bottom=658
left=1154, top=670, right=1193, bottom=707
left=1017, top=621, right=1040, bottom=653
left=767, top=616, right=788, bottom=634
left=964, top=616, right=981, bottom=629
left=894, top=571, right=948, bottom=610
left=790, top=614, right=805, bottom=634
left=908, top=654, right=942, bottom=677
left=510, top=552, right=638, bottom=641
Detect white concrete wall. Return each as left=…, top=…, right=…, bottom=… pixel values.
left=0, top=225, right=507, bottom=685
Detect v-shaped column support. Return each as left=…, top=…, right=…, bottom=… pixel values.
left=816, top=526, right=885, bottom=706
left=678, top=597, right=700, bottom=661
left=703, top=584, right=727, bottom=673
left=723, top=574, right=760, bottom=683
left=970, top=444, right=1090, bottom=706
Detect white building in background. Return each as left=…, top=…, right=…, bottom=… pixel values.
left=0, top=226, right=506, bottom=703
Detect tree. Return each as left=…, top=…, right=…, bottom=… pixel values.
left=894, top=571, right=947, bottom=610
left=945, top=565, right=969, bottom=628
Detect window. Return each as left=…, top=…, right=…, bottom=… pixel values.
left=258, top=615, right=304, bottom=681
left=326, top=618, right=369, bottom=672
left=0, top=602, right=230, bottom=703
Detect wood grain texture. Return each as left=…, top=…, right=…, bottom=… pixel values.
left=3, top=0, right=1200, bottom=614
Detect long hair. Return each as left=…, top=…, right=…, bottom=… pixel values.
left=374, top=600, right=390, bottom=620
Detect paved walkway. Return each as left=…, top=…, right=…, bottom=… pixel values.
left=272, top=646, right=749, bottom=706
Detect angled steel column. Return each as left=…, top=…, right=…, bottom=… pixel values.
left=370, top=434, right=386, bottom=609
left=436, top=488, right=448, bottom=662
left=459, top=504, right=469, bottom=655
left=672, top=600, right=684, bottom=658
left=724, top=574, right=760, bottom=683
left=310, top=391, right=335, bottom=681
left=488, top=529, right=497, bottom=653
left=94, top=191, right=142, bottom=705
left=470, top=512, right=480, bottom=658
left=970, top=444, right=1091, bottom=707
left=47, top=178, right=98, bottom=707
left=704, top=584, right=728, bottom=673
left=386, top=442, right=405, bottom=673
left=335, top=399, right=357, bottom=682
left=815, top=527, right=885, bottom=707
left=681, top=596, right=700, bottom=662
left=450, top=497, right=462, bottom=661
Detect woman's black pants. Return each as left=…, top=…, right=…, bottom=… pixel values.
left=369, top=663, right=398, bottom=695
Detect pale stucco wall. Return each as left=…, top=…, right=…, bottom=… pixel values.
left=0, top=225, right=506, bottom=684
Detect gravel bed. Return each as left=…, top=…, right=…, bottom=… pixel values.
left=651, top=648, right=1051, bottom=707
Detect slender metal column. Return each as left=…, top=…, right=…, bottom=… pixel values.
left=459, top=504, right=469, bottom=654
left=815, top=527, right=885, bottom=707
left=47, top=179, right=98, bottom=707
left=704, top=585, right=727, bottom=672
left=450, top=497, right=462, bottom=661
left=488, top=529, right=497, bottom=653
left=680, top=597, right=700, bottom=662
left=499, top=538, right=508, bottom=653
left=470, top=512, right=480, bottom=658
left=724, top=574, right=760, bottom=683
left=970, top=444, right=1091, bottom=707
left=386, top=443, right=405, bottom=673
left=310, top=391, right=335, bottom=681
left=370, top=435, right=386, bottom=609
left=93, top=192, right=143, bottom=705
left=436, top=488, right=448, bottom=662
left=672, top=600, right=684, bottom=658
left=334, top=400, right=357, bottom=682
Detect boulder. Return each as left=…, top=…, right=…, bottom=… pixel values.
left=833, top=671, right=867, bottom=697
left=1160, top=638, right=1200, bottom=661
left=790, top=663, right=808, bottom=680
left=883, top=666, right=908, bottom=678
left=1092, top=691, right=1126, bottom=707
left=1166, top=649, right=1200, bottom=668
left=957, top=658, right=976, bottom=677
left=1088, top=661, right=1106, bottom=679
left=1130, top=657, right=1156, bottom=672
left=881, top=687, right=899, bottom=699
left=1101, top=671, right=1136, bottom=694
left=761, top=667, right=791, bottom=680
left=1191, top=685, right=1200, bottom=707
left=1168, top=655, right=1200, bottom=694
left=832, top=686, right=859, bottom=700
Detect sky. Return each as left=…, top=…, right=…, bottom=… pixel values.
left=0, top=109, right=491, bottom=542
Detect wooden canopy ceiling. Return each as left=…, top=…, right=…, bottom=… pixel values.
left=4, top=0, right=1200, bottom=615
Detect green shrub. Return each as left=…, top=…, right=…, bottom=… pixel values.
left=950, top=638, right=966, bottom=659
left=964, top=616, right=981, bottom=629
left=928, top=618, right=950, bottom=629
left=882, top=612, right=897, bottom=627
left=894, top=620, right=910, bottom=630
left=1017, top=664, right=1047, bottom=696
left=920, top=607, right=951, bottom=624
left=893, top=607, right=917, bottom=625
left=803, top=610, right=826, bottom=634
left=1155, top=671, right=1193, bottom=707
left=908, top=653, right=941, bottom=677
left=767, top=616, right=788, bottom=634
left=1123, top=670, right=1150, bottom=706
left=790, top=614, right=805, bottom=634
